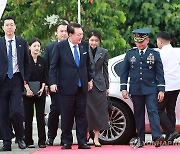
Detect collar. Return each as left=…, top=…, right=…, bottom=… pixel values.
left=139, top=47, right=148, bottom=54
left=162, top=44, right=172, bottom=50
left=5, top=35, right=15, bottom=42
left=68, top=38, right=78, bottom=48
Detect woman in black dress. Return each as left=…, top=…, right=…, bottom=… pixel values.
left=23, top=37, right=48, bottom=148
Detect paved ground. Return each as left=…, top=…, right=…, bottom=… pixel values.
left=1, top=120, right=180, bottom=154
left=0, top=119, right=77, bottom=154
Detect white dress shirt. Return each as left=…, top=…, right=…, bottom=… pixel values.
left=159, top=44, right=180, bottom=91
left=68, top=39, right=80, bottom=60
left=139, top=47, right=148, bottom=55
left=5, top=35, right=19, bottom=74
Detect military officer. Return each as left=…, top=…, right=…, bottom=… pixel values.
left=120, top=28, right=165, bottom=147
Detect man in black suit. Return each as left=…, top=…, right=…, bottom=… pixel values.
left=0, top=16, right=30, bottom=151
left=49, top=22, right=93, bottom=149
left=44, top=21, right=68, bottom=146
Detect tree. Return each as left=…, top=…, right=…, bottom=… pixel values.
left=1, top=0, right=179, bottom=57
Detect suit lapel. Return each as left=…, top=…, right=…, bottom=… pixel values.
left=134, top=48, right=140, bottom=62
left=144, top=47, right=151, bottom=60
left=64, top=40, right=77, bottom=66
left=78, top=43, right=85, bottom=67
left=15, top=36, right=21, bottom=63
left=88, top=47, right=94, bottom=65
left=94, top=47, right=102, bottom=63
left=0, top=37, right=8, bottom=62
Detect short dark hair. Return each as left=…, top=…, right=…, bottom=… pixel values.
left=67, top=22, right=82, bottom=35
left=28, top=37, right=41, bottom=46
left=58, top=20, right=69, bottom=26
left=56, top=20, right=69, bottom=30
left=88, top=29, right=101, bottom=42
left=2, top=16, right=16, bottom=25
left=157, top=31, right=171, bottom=41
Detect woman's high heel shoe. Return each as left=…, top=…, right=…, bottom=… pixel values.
left=93, top=140, right=101, bottom=147
left=87, top=136, right=90, bottom=142
left=95, top=143, right=101, bottom=147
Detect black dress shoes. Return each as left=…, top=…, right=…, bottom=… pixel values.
left=166, top=131, right=180, bottom=142
left=129, top=137, right=144, bottom=148
left=0, top=145, right=12, bottom=151
left=154, top=136, right=165, bottom=147
left=61, top=144, right=72, bottom=149
left=17, top=140, right=26, bottom=149
left=78, top=143, right=91, bottom=149
left=39, top=144, right=46, bottom=148
left=46, top=138, right=54, bottom=146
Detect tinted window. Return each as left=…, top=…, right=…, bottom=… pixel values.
left=114, top=61, right=123, bottom=77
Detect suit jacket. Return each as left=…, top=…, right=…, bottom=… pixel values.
left=88, top=47, right=109, bottom=91
left=43, top=41, right=58, bottom=85
left=49, top=39, right=93, bottom=95
left=120, top=47, right=165, bottom=95
left=43, top=41, right=57, bottom=70
left=0, top=36, right=30, bottom=85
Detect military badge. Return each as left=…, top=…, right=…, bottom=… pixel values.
left=147, top=53, right=155, bottom=64
left=130, top=56, right=136, bottom=63
left=130, top=56, right=136, bottom=68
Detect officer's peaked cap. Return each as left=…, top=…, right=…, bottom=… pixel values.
left=132, top=28, right=151, bottom=43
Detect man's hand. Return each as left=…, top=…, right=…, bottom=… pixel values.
left=122, top=90, right=129, bottom=99
left=106, top=89, right=109, bottom=96
left=88, top=80, right=93, bottom=91
left=158, top=91, right=164, bottom=102
left=50, top=84, right=58, bottom=93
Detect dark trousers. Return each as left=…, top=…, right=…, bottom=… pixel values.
left=158, top=90, right=180, bottom=135
left=23, top=94, right=46, bottom=145
left=47, top=91, right=60, bottom=139
left=60, top=88, right=88, bottom=145
left=132, top=94, right=162, bottom=142
left=0, top=73, right=24, bottom=146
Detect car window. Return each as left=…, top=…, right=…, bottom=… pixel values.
left=114, top=61, right=123, bottom=77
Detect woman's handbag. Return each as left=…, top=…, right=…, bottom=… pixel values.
left=23, top=81, right=41, bottom=96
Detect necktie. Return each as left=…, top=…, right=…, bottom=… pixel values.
left=140, top=50, right=144, bottom=60
left=73, top=45, right=81, bottom=87
left=140, top=50, right=144, bottom=56
left=73, top=45, right=80, bottom=67
left=8, top=40, right=13, bottom=79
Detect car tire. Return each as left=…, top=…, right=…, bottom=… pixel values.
left=99, top=99, right=136, bottom=145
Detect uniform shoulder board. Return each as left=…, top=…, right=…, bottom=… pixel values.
left=150, top=48, right=157, bottom=52
left=128, top=47, right=137, bottom=52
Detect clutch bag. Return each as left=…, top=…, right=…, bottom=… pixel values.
left=23, top=81, right=41, bottom=96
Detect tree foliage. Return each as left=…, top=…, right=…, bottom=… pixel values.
left=1, top=0, right=179, bottom=57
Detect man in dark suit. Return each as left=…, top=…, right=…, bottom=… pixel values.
left=49, top=22, right=93, bottom=149
left=43, top=21, right=68, bottom=146
left=120, top=28, right=165, bottom=148
left=0, top=16, right=30, bottom=151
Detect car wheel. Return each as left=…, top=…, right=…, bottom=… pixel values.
left=99, top=99, right=136, bottom=144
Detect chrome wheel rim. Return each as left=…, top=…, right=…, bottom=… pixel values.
left=99, top=106, right=127, bottom=142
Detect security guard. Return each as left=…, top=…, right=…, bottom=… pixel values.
left=120, top=28, right=165, bottom=147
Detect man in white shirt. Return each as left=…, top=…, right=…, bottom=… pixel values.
left=0, top=16, right=30, bottom=151
left=157, top=31, right=180, bottom=143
